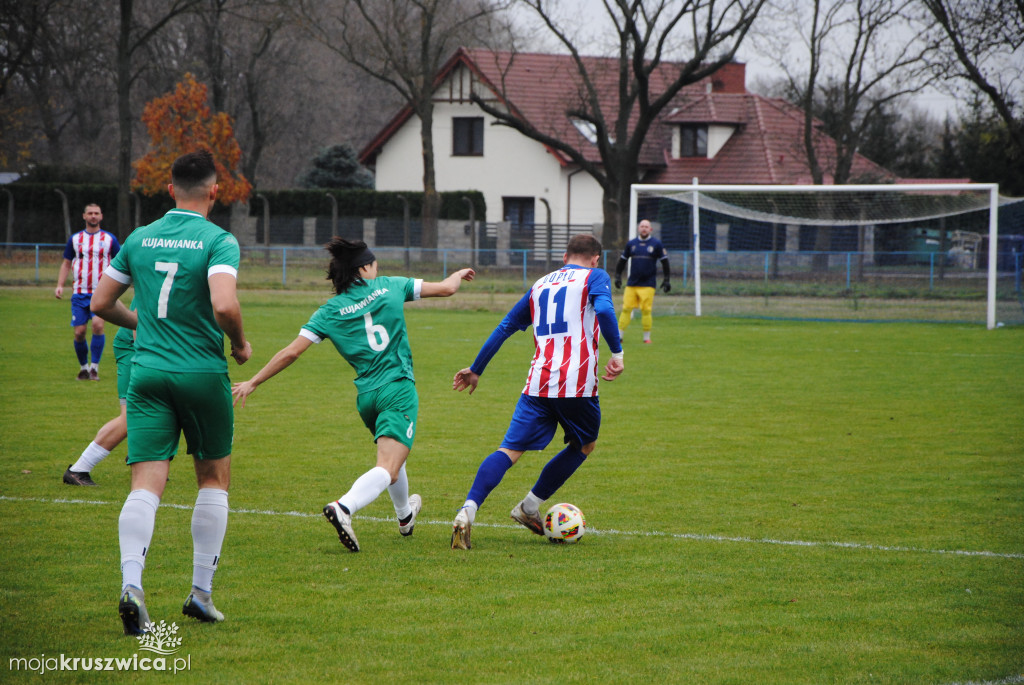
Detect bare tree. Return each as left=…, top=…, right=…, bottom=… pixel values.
left=473, top=0, right=766, bottom=248
left=0, top=0, right=115, bottom=169
left=115, top=0, right=204, bottom=239
left=296, top=0, right=511, bottom=252
left=758, top=0, right=936, bottom=268
left=920, top=0, right=1024, bottom=151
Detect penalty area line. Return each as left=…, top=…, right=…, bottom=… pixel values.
left=2, top=495, right=1021, bottom=560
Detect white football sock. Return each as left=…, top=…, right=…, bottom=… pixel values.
left=522, top=491, right=544, bottom=516
left=338, top=466, right=391, bottom=516
left=71, top=441, right=110, bottom=473
left=461, top=500, right=479, bottom=523
left=119, top=489, right=160, bottom=591
left=388, top=464, right=411, bottom=520
left=191, top=488, right=229, bottom=593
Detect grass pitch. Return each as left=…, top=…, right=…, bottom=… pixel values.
left=1, top=286, right=1022, bottom=684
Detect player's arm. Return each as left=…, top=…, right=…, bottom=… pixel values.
left=660, top=250, right=671, bottom=293
left=209, top=271, right=251, bottom=365
left=453, top=291, right=531, bottom=394
left=592, top=275, right=624, bottom=381
left=614, top=256, right=627, bottom=289
left=55, top=259, right=72, bottom=299
left=55, top=237, right=75, bottom=298
left=420, top=267, right=475, bottom=298
left=90, top=271, right=136, bottom=329
left=232, top=335, right=314, bottom=407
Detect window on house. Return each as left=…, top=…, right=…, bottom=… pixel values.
left=679, top=125, right=708, bottom=157
left=503, top=197, right=534, bottom=228
left=453, top=117, right=484, bottom=156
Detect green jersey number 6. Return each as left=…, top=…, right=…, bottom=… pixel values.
left=363, top=311, right=389, bottom=351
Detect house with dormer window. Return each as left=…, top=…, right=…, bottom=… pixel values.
left=359, top=48, right=894, bottom=231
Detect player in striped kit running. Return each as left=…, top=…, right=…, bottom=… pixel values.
left=55, top=203, right=121, bottom=380
left=450, top=234, right=624, bottom=549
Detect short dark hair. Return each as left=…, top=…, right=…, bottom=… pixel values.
left=171, top=150, right=217, bottom=195
left=566, top=234, right=602, bottom=258
left=83, top=203, right=101, bottom=213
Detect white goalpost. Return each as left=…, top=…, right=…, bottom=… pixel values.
left=629, top=181, right=1008, bottom=329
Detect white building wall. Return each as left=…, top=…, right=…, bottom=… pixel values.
left=707, top=125, right=735, bottom=159
left=372, top=68, right=605, bottom=226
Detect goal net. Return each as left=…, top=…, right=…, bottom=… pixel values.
left=629, top=182, right=1024, bottom=328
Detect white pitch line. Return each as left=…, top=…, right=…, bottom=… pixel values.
left=2, top=495, right=1022, bottom=560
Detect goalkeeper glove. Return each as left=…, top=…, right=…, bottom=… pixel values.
left=614, top=278, right=622, bottom=289
left=660, top=280, right=671, bottom=293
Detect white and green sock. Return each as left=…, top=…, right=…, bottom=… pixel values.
left=119, top=489, right=160, bottom=591
left=191, top=488, right=229, bottom=592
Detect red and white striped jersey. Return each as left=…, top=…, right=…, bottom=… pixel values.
left=521, top=265, right=614, bottom=398
left=63, top=229, right=120, bottom=295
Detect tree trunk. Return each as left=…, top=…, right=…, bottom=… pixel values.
left=418, top=102, right=438, bottom=259
left=116, top=0, right=134, bottom=241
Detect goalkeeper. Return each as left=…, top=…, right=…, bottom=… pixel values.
left=614, top=219, right=670, bottom=344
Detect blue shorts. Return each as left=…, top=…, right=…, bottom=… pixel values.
left=70, top=294, right=94, bottom=327
left=500, top=394, right=601, bottom=452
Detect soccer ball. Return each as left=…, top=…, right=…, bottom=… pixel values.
left=543, top=503, right=586, bottom=543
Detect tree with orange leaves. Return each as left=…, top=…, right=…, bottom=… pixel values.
left=134, top=73, right=251, bottom=204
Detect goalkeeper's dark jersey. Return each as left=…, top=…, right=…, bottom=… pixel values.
left=620, top=236, right=668, bottom=288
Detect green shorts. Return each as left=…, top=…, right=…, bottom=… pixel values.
left=356, top=379, right=418, bottom=449
left=113, top=344, right=134, bottom=403
left=126, top=365, right=233, bottom=463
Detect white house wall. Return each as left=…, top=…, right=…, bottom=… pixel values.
left=373, top=93, right=605, bottom=227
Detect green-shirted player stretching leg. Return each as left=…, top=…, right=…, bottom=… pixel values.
left=91, top=150, right=252, bottom=635
left=232, top=238, right=474, bottom=552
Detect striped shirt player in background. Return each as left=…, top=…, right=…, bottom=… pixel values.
left=614, top=218, right=670, bottom=344
left=55, top=203, right=121, bottom=380
left=450, top=234, right=624, bottom=550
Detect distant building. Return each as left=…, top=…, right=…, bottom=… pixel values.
left=360, top=48, right=895, bottom=228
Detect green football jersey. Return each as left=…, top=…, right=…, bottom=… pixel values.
left=301, top=276, right=420, bottom=393
left=107, top=209, right=240, bottom=373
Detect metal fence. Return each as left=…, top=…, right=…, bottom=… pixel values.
left=6, top=242, right=1022, bottom=325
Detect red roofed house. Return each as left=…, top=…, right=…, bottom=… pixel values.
left=359, top=47, right=895, bottom=236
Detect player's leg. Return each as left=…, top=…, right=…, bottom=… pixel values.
left=118, top=460, right=170, bottom=635
left=373, top=381, right=420, bottom=534
left=177, top=371, right=233, bottom=623
left=323, top=382, right=416, bottom=551
left=452, top=395, right=554, bottom=548
left=639, top=287, right=655, bottom=343
left=618, top=288, right=639, bottom=334
left=516, top=397, right=601, bottom=530
left=118, top=366, right=175, bottom=635
left=71, top=295, right=90, bottom=379
left=65, top=404, right=127, bottom=486
left=184, top=456, right=230, bottom=623
left=88, top=312, right=105, bottom=379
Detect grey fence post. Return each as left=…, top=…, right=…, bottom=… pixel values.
left=539, top=198, right=552, bottom=272
left=130, top=191, right=141, bottom=230
left=3, top=189, right=12, bottom=258
left=55, top=189, right=70, bottom=240
left=325, top=192, right=338, bottom=237
left=397, top=194, right=410, bottom=270
left=256, top=193, right=270, bottom=264
left=462, top=196, right=475, bottom=270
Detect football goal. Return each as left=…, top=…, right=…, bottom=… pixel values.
left=629, top=182, right=1023, bottom=328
